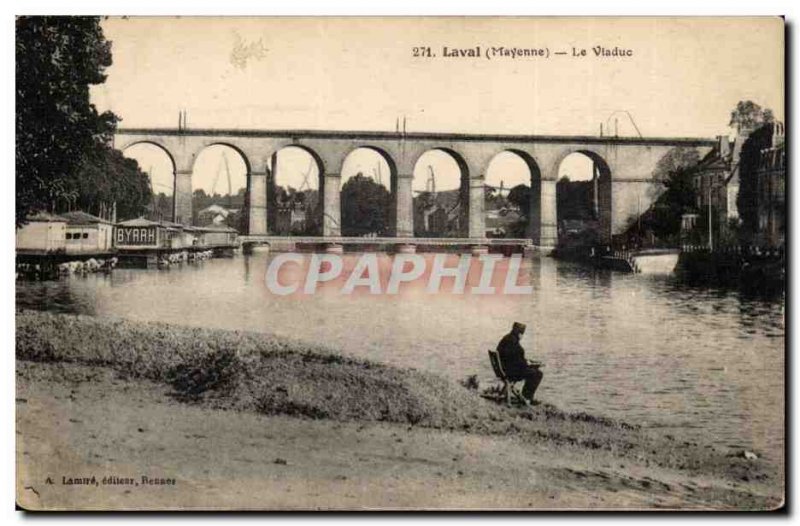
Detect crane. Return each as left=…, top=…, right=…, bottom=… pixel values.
left=298, top=159, right=314, bottom=192
left=371, top=163, right=384, bottom=187
left=210, top=151, right=234, bottom=208
left=426, top=165, right=436, bottom=195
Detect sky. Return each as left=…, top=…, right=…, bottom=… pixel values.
left=92, top=17, right=784, bottom=195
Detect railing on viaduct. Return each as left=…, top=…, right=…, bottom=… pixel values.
left=238, top=235, right=534, bottom=246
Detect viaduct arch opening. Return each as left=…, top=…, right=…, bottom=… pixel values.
left=556, top=151, right=612, bottom=246
left=191, top=144, right=249, bottom=232
left=412, top=148, right=470, bottom=238
left=339, top=147, right=397, bottom=237
left=121, top=142, right=177, bottom=222
left=268, top=145, right=324, bottom=236
left=484, top=150, right=542, bottom=240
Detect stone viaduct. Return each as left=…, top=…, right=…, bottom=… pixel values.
left=113, top=128, right=715, bottom=247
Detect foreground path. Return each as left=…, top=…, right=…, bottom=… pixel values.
left=16, top=362, right=779, bottom=510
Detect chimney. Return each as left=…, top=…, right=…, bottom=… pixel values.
left=773, top=121, right=785, bottom=147
left=717, top=135, right=731, bottom=160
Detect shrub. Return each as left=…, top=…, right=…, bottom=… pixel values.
left=166, top=347, right=240, bottom=401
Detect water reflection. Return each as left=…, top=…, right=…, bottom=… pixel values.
left=16, top=252, right=784, bottom=462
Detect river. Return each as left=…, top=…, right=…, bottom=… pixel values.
left=16, top=252, right=785, bottom=464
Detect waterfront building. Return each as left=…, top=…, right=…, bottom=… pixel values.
left=15, top=212, right=67, bottom=253
left=180, top=225, right=201, bottom=248
left=61, top=211, right=114, bottom=255
left=195, top=224, right=238, bottom=247
left=159, top=220, right=193, bottom=249
left=754, top=126, right=786, bottom=247
left=692, top=134, right=746, bottom=245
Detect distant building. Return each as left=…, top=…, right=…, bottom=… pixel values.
left=61, top=211, right=114, bottom=254
left=485, top=208, right=522, bottom=238
left=692, top=133, right=747, bottom=244
left=197, top=204, right=238, bottom=226
left=275, top=204, right=307, bottom=235
left=424, top=207, right=448, bottom=234
left=15, top=212, right=67, bottom=253
left=414, top=189, right=461, bottom=237
left=195, top=224, right=238, bottom=247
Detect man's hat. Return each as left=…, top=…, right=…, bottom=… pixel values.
left=513, top=322, right=527, bottom=332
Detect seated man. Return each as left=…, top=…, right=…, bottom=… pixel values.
left=497, top=322, right=544, bottom=404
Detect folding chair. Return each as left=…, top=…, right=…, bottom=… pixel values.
left=487, top=350, right=526, bottom=406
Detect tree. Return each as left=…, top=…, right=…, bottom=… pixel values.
left=652, top=147, right=701, bottom=183
left=648, top=147, right=700, bottom=199
left=556, top=177, right=595, bottom=222
left=69, top=148, right=151, bottom=220
left=506, top=184, right=532, bottom=238
left=737, top=123, right=774, bottom=241
left=153, top=193, right=173, bottom=222
left=16, top=17, right=119, bottom=226
left=302, top=189, right=322, bottom=235
left=729, top=100, right=774, bottom=134
left=642, top=162, right=699, bottom=243
left=340, top=174, right=391, bottom=236
left=507, top=184, right=531, bottom=218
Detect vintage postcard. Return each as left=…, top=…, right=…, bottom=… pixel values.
left=15, top=16, right=785, bottom=510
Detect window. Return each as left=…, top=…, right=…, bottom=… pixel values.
left=82, top=233, right=89, bottom=239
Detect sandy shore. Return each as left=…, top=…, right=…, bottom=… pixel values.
left=15, top=312, right=783, bottom=510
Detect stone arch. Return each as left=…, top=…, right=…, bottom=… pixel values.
left=193, top=142, right=253, bottom=175
left=120, top=140, right=178, bottom=173
left=339, top=146, right=399, bottom=236
left=340, top=145, right=398, bottom=189
left=411, top=148, right=471, bottom=237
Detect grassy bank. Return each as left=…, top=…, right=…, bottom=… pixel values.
left=17, top=310, right=487, bottom=428
left=16, top=310, right=781, bottom=492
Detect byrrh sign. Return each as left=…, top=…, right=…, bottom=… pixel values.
left=115, top=226, right=158, bottom=246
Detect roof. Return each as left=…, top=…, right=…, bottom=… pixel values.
left=61, top=210, right=112, bottom=225
left=159, top=221, right=186, bottom=230
left=25, top=211, right=67, bottom=223
left=694, top=144, right=731, bottom=172
left=199, top=204, right=232, bottom=216
left=195, top=224, right=238, bottom=233
left=696, top=157, right=730, bottom=172
left=116, top=217, right=162, bottom=227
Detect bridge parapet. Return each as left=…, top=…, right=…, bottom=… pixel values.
left=238, top=235, right=534, bottom=248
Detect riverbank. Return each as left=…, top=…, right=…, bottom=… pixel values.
left=677, top=249, right=785, bottom=294
left=16, top=311, right=783, bottom=510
